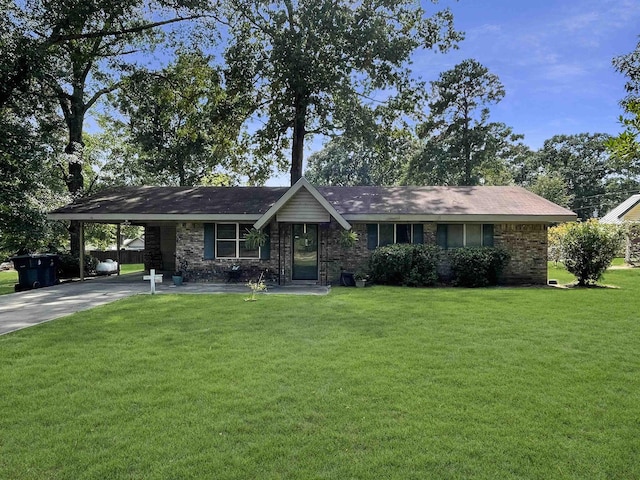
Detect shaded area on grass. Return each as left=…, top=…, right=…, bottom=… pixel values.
left=1, top=269, right=639, bottom=479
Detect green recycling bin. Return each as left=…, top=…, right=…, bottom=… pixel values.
left=11, top=254, right=60, bottom=292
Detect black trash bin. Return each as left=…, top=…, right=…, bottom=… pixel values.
left=11, top=254, right=60, bottom=292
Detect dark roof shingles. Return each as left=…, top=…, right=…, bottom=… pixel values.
left=52, top=185, right=575, bottom=217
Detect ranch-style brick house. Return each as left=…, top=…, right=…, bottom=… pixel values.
left=49, top=177, right=576, bottom=285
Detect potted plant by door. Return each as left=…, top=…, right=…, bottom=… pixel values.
left=354, top=272, right=369, bottom=288
left=172, top=270, right=183, bottom=286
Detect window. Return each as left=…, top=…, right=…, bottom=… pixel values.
left=367, top=224, right=424, bottom=250
left=204, top=223, right=261, bottom=259
left=436, top=224, right=494, bottom=249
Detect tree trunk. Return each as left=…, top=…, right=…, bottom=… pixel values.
left=61, top=94, right=86, bottom=254
left=290, top=97, right=307, bottom=185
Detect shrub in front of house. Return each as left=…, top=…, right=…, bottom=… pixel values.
left=369, top=244, right=439, bottom=287
left=449, top=247, right=511, bottom=287
left=560, top=220, right=624, bottom=286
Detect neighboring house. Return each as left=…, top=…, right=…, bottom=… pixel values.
left=122, top=237, right=145, bottom=250
left=49, top=178, right=576, bottom=285
left=600, top=194, right=640, bottom=263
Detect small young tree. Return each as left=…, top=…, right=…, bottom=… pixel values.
left=561, top=220, right=624, bottom=286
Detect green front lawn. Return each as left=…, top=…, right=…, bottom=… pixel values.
left=0, top=270, right=17, bottom=295
left=119, top=263, right=144, bottom=274
left=1, top=269, right=639, bottom=479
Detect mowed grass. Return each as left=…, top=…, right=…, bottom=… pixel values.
left=0, top=270, right=17, bottom=295
left=1, top=271, right=639, bottom=479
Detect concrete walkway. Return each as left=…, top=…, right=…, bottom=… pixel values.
left=0, top=273, right=330, bottom=336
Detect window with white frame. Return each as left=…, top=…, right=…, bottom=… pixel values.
left=366, top=224, right=424, bottom=249
left=436, top=224, right=494, bottom=249
left=203, top=223, right=259, bottom=259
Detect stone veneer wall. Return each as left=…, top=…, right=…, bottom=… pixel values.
left=625, top=224, right=640, bottom=264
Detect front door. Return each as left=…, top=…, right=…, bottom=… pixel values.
left=292, top=224, right=318, bottom=281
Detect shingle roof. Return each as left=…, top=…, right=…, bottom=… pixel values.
left=600, top=194, right=640, bottom=224
left=49, top=184, right=576, bottom=222
left=318, top=185, right=572, bottom=217
left=51, top=186, right=288, bottom=216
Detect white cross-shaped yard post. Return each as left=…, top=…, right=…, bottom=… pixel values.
left=143, top=268, right=163, bottom=294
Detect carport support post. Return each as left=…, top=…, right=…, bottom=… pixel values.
left=116, top=223, right=121, bottom=275
left=79, top=221, right=85, bottom=281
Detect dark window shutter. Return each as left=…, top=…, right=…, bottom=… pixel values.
left=260, top=224, right=271, bottom=260
left=483, top=224, right=494, bottom=247
left=367, top=224, right=378, bottom=250
left=413, top=224, right=424, bottom=244
left=436, top=224, right=448, bottom=248
left=204, top=223, right=215, bottom=259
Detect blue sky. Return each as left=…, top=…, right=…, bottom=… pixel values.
left=266, top=0, right=640, bottom=185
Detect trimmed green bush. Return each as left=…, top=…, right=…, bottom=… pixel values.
left=369, top=244, right=439, bottom=287
left=449, top=247, right=511, bottom=287
left=561, top=220, right=624, bottom=286
left=57, top=252, right=99, bottom=278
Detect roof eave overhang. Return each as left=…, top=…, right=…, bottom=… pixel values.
left=254, top=177, right=351, bottom=230
left=342, top=214, right=577, bottom=223
left=47, top=213, right=262, bottom=222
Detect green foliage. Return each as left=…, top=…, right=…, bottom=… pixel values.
left=243, top=228, right=268, bottom=249
left=57, top=252, right=99, bottom=278
left=369, top=243, right=439, bottom=287
left=548, top=223, right=570, bottom=264
left=306, top=131, right=416, bottom=186
left=404, top=59, right=523, bottom=186
left=111, top=51, right=256, bottom=186
left=607, top=100, right=640, bottom=163
left=560, top=220, right=624, bottom=286
left=525, top=133, right=613, bottom=219
left=609, top=39, right=640, bottom=165
left=223, top=0, right=462, bottom=184
left=338, top=229, right=359, bottom=248
left=527, top=173, right=574, bottom=209
left=0, top=95, right=68, bottom=258
left=449, top=246, right=511, bottom=287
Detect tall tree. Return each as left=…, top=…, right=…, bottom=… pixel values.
left=109, top=51, right=256, bottom=186
left=404, top=59, right=523, bottom=186
left=223, top=0, right=462, bottom=185
left=4, top=0, right=210, bottom=252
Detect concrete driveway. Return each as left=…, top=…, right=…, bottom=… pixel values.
left=0, top=275, right=149, bottom=335
left=0, top=273, right=330, bottom=335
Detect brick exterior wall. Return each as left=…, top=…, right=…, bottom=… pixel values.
left=174, top=221, right=280, bottom=283
left=494, top=223, right=548, bottom=284
left=143, top=226, right=163, bottom=271
left=169, top=220, right=549, bottom=286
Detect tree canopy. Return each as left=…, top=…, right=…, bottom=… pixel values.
left=403, top=59, right=523, bottom=186
left=608, top=39, right=640, bottom=166
left=108, top=51, right=257, bottom=186
left=223, top=0, right=462, bottom=185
